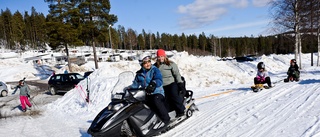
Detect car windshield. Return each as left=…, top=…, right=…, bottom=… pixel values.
left=111, top=71, right=135, bottom=98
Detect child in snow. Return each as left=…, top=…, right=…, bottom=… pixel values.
left=12, top=80, right=32, bottom=112
left=254, top=62, right=273, bottom=87
left=285, top=59, right=300, bottom=82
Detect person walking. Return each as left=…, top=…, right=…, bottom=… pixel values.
left=12, top=80, right=32, bottom=112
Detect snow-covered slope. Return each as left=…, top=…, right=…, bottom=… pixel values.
left=1, top=52, right=320, bottom=137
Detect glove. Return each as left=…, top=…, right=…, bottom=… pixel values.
left=177, top=83, right=186, bottom=97
left=146, top=81, right=156, bottom=94
left=27, top=94, right=30, bottom=98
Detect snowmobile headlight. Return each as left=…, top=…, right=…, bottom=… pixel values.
left=112, top=103, right=124, bottom=111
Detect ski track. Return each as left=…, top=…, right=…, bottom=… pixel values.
left=219, top=84, right=300, bottom=136
left=242, top=84, right=312, bottom=136
left=161, top=85, right=280, bottom=137
left=160, top=77, right=320, bottom=137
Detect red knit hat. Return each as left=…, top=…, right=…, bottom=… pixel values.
left=157, top=49, right=166, bottom=57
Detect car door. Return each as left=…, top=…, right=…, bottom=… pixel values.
left=62, top=75, right=74, bottom=91
left=53, top=75, right=63, bottom=91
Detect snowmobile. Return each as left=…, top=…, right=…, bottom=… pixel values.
left=87, top=71, right=199, bottom=137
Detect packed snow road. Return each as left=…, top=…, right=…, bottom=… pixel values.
left=0, top=80, right=61, bottom=119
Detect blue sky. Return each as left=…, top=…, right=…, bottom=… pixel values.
left=0, top=0, right=273, bottom=37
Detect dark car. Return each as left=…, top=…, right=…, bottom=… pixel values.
left=234, top=55, right=257, bottom=62
left=84, top=71, right=93, bottom=78
left=48, top=73, right=84, bottom=95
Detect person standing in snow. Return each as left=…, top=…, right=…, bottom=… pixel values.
left=254, top=62, right=273, bottom=87
left=128, top=54, right=170, bottom=125
left=285, top=59, right=300, bottom=82
left=12, top=80, right=32, bottom=112
left=154, top=49, right=186, bottom=118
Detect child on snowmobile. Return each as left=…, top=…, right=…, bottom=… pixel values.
left=254, top=62, right=273, bottom=87
left=127, top=54, right=170, bottom=125
left=12, top=79, right=32, bottom=112
left=154, top=49, right=186, bottom=118
left=284, top=59, right=300, bottom=82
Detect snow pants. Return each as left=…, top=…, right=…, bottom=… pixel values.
left=254, top=77, right=272, bottom=87
left=20, top=96, right=32, bottom=110
left=163, top=82, right=185, bottom=115
left=145, top=94, right=170, bottom=123
left=287, top=70, right=300, bottom=79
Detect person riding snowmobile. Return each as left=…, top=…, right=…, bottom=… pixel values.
left=154, top=49, right=186, bottom=118
left=127, top=54, right=170, bottom=125
left=254, top=62, right=273, bottom=87
left=285, top=59, right=300, bottom=82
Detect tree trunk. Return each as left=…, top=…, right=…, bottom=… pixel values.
left=317, top=1, right=320, bottom=67
left=93, top=39, right=99, bottom=69
left=298, top=34, right=302, bottom=69
left=294, top=1, right=300, bottom=67
left=66, top=44, right=72, bottom=72
left=317, top=27, right=320, bottom=66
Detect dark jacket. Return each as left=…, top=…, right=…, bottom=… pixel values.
left=287, top=64, right=299, bottom=75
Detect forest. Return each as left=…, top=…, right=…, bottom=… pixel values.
left=0, top=0, right=319, bottom=58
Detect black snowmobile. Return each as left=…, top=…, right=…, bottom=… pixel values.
left=87, top=71, right=198, bottom=137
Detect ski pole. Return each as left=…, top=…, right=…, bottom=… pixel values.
left=29, top=97, right=39, bottom=109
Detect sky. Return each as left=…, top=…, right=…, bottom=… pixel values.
left=0, top=48, right=320, bottom=136
left=0, top=0, right=274, bottom=37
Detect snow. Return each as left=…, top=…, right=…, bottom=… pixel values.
left=1, top=49, right=320, bottom=137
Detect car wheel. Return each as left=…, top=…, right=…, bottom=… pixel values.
left=1, top=90, right=8, bottom=97
left=50, top=87, right=56, bottom=95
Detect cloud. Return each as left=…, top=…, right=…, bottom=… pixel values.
left=211, top=20, right=269, bottom=31
left=176, top=0, right=272, bottom=30
left=177, top=0, right=249, bottom=30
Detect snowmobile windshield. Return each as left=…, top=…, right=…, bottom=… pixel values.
left=111, top=71, right=135, bottom=100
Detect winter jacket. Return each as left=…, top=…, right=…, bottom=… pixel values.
left=287, top=64, right=300, bottom=75
left=157, top=61, right=183, bottom=86
left=12, top=84, right=30, bottom=96
left=256, top=70, right=269, bottom=81
left=129, top=65, right=165, bottom=96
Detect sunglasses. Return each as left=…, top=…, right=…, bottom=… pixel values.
left=142, top=60, right=151, bottom=64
